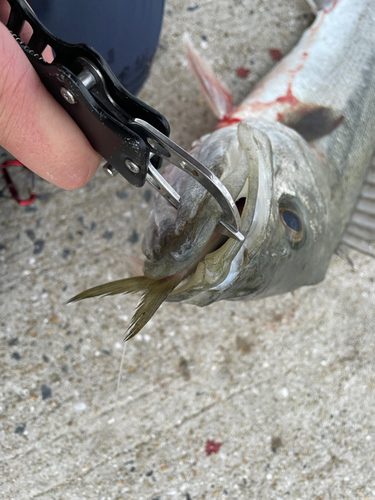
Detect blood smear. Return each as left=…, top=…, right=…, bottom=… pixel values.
left=269, top=49, right=283, bottom=61
left=236, top=66, right=251, bottom=78
left=205, top=439, right=223, bottom=455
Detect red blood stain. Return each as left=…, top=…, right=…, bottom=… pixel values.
left=236, top=66, right=251, bottom=79
left=217, top=115, right=242, bottom=129
left=333, top=115, right=344, bottom=128
left=205, top=439, right=223, bottom=455
left=269, top=49, right=283, bottom=62
left=275, top=84, right=300, bottom=106
left=218, top=84, right=301, bottom=128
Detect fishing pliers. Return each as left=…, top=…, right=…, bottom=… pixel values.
left=4, top=0, right=243, bottom=241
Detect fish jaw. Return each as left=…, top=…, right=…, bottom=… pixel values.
left=142, top=123, right=261, bottom=280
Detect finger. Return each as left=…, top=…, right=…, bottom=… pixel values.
left=0, top=21, right=102, bottom=189
left=0, top=0, right=10, bottom=23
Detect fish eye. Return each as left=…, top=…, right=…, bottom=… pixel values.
left=281, top=209, right=301, bottom=232
left=279, top=202, right=306, bottom=248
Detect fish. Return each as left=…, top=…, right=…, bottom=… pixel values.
left=70, top=0, right=375, bottom=339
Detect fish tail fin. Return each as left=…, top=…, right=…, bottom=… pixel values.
left=68, top=274, right=184, bottom=340
left=183, top=33, right=234, bottom=120
left=67, top=276, right=152, bottom=302
left=124, top=274, right=183, bottom=341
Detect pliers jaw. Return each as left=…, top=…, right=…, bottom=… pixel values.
left=134, top=119, right=244, bottom=242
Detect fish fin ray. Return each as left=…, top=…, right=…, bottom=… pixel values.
left=340, top=235, right=375, bottom=258
left=345, top=223, right=375, bottom=243
left=184, top=33, right=234, bottom=120
left=124, top=275, right=183, bottom=341
left=340, top=156, right=375, bottom=258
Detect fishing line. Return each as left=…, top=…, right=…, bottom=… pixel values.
left=115, top=340, right=128, bottom=414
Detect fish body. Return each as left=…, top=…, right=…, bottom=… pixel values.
left=143, top=0, right=375, bottom=304
left=71, top=0, right=375, bottom=337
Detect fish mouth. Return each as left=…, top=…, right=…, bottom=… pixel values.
left=142, top=122, right=273, bottom=303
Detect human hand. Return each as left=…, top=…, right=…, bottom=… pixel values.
left=0, top=1, right=101, bottom=189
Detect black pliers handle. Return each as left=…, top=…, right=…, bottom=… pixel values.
left=5, top=0, right=243, bottom=241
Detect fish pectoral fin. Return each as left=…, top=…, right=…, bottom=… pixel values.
left=184, top=33, right=234, bottom=120
left=340, top=155, right=375, bottom=258
left=283, top=107, right=345, bottom=142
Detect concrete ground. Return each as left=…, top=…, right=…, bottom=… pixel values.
left=1, top=1, right=375, bottom=499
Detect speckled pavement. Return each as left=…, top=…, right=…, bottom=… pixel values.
left=1, top=1, right=375, bottom=499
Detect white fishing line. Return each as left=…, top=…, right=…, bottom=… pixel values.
left=115, top=340, right=128, bottom=412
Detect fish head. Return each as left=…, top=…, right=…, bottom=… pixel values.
left=142, top=118, right=331, bottom=305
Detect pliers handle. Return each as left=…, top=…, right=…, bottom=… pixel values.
left=5, top=0, right=243, bottom=241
